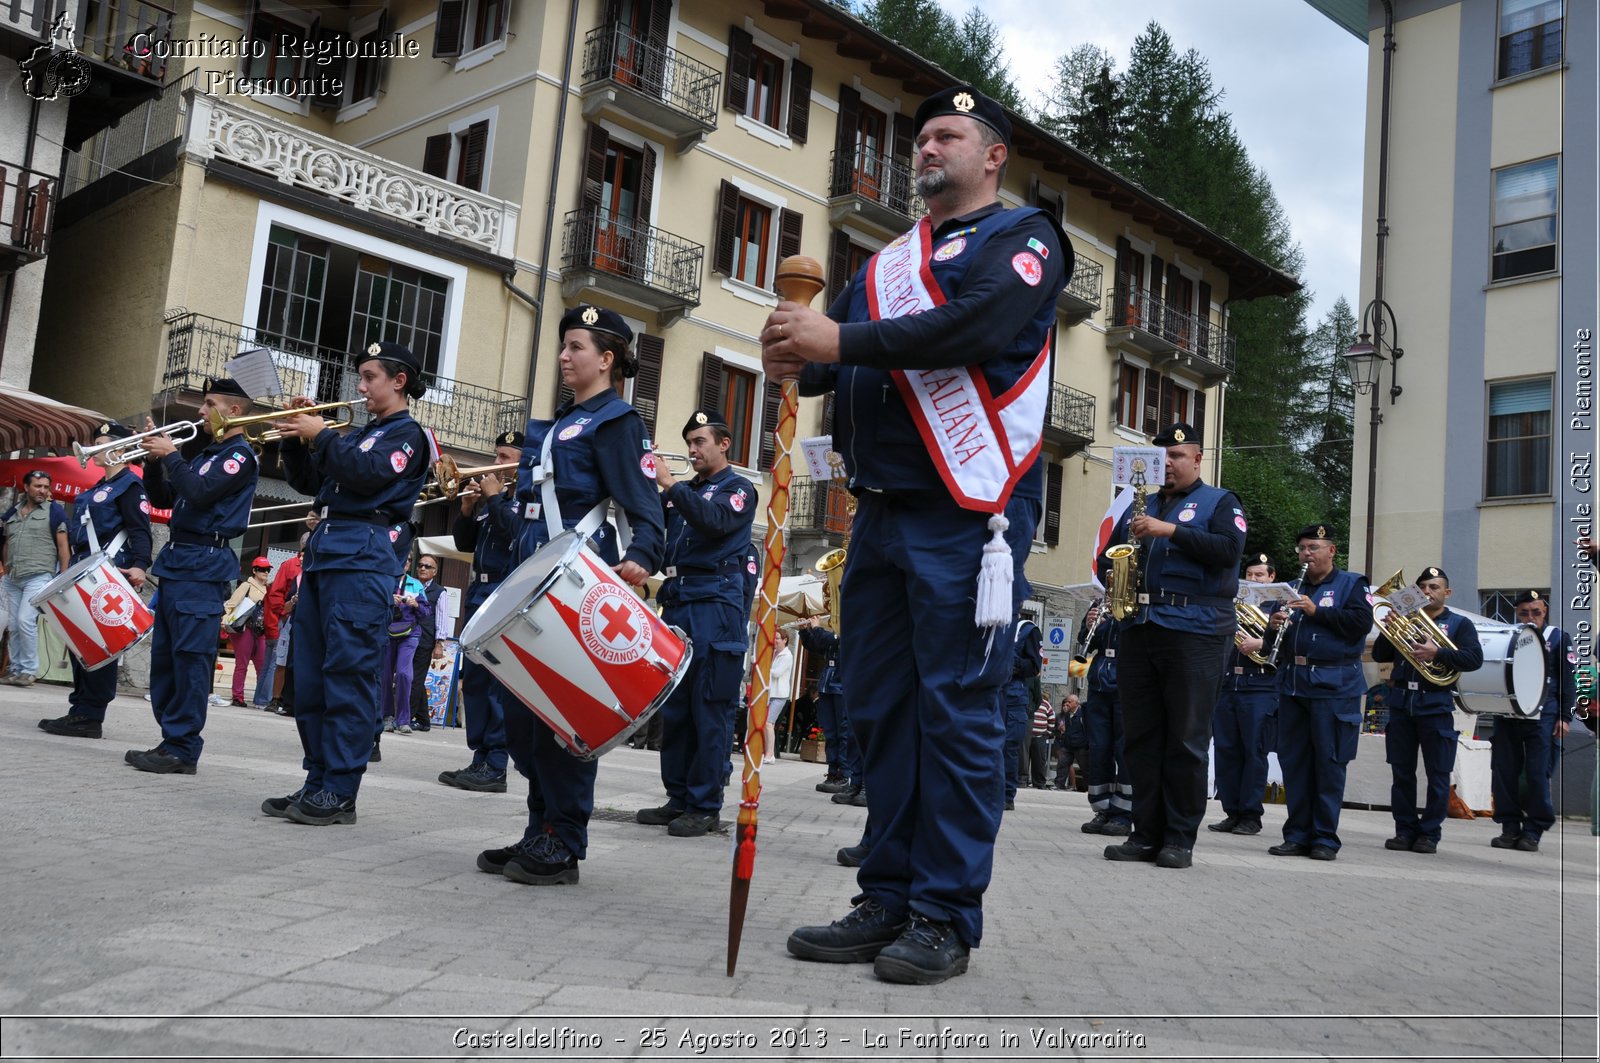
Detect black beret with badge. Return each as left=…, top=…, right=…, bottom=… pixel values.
left=681, top=408, right=730, bottom=440
left=1416, top=566, right=1449, bottom=585
left=1513, top=589, right=1546, bottom=607
left=559, top=304, right=636, bottom=377
left=912, top=84, right=1012, bottom=147
left=359, top=340, right=423, bottom=378
left=97, top=421, right=136, bottom=440
left=1246, top=552, right=1273, bottom=572
left=201, top=376, right=251, bottom=400
left=1153, top=421, right=1198, bottom=447
left=494, top=429, right=526, bottom=449
left=1295, top=523, right=1336, bottom=543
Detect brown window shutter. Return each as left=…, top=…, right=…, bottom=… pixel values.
left=1197, top=280, right=1213, bottom=356
left=712, top=180, right=739, bottom=276
left=457, top=121, right=488, bottom=191
left=1142, top=368, right=1160, bottom=436
left=1192, top=389, right=1207, bottom=442
left=1113, top=235, right=1132, bottom=326
left=422, top=134, right=451, bottom=178
left=1045, top=462, right=1062, bottom=546
left=433, top=0, right=465, bottom=57
left=1158, top=374, right=1174, bottom=427
left=827, top=228, right=851, bottom=307
left=890, top=111, right=914, bottom=205
left=758, top=378, right=782, bottom=470
left=699, top=352, right=724, bottom=413
left=633, top=333, right=664, bottom=443
left=1148, top=255, right=1164, bottom=302
left=1166, top=263, right=1183, bottom=311
left=725, top=26, right=752, bottom=113
left=637, top=142, right=656, bottom=222
left=646, top=0, right=669, bottom=44
left=787, top=59, right=812, bottom=143
left=774, top=209, right=803, bottom=292
left=581, top=124, right=609, bottom=212
left=555, top=378, right=575, bottom=412
left=891, top=111, right=913, bottom=163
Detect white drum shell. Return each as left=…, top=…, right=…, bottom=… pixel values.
left=29, top=552, right=153, bottom=671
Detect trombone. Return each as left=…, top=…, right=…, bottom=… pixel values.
left=418, top=456, right=519, bottom=504
left=72, top=420, right=205, bottom=467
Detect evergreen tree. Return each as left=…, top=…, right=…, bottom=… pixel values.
left=1039, top=43, right=1122, bottom=160
left=858, top=0, right=1024, bottom=110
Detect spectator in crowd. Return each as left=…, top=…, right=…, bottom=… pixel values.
left=1, top=471, right=69, bottom=686
left=383, top=571, right=427, bottom=734
left=223, top=557, right=272, bottom=707
left=407, top=553, right=447, bottom=732
left=765, top=627, right=794, bottom=762
left=262, top=533, right=307, bottom=715
left=1027, top=695, right=1054, bottom=789
left=1054, top=694, right=1086, bottom=790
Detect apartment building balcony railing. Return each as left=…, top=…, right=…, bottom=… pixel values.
left=1104, top=285, right=1236, bottom=382
left=185, top=92, right=520, bottom=259
left=560, top=208, right=703, bottom=325
left=1044, top=380, right=1094, bottom=455
left=1056, top=251, right=1102, bottom=325
left=828, top=147, right=922, bottom=237
left=580, top=24, right=719, bottom=154
left=162, top=314, right=525, bottom=455
left=788, top=479, right=852, bottom=541
left=0, top=162, right=55, bottom=270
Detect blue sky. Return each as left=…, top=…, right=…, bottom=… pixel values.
left=929, top=0, right=1368, bottom=326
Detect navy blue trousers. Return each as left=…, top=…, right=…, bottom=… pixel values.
left=292, top=565, right=391, bottom=800
left=505, top=696, right=596, bottom=858
left=1002, top=679, right=1030, bottom=800
left=460, top=590, right=509, bottom=772
left=1385, top=710, right=1458, bottom=843
left=815, top=690, right=859, bottom=783
left=659, top=646, right=743, bottom=815
left=840, top=493, right=1033, bottom=948
left=147, top=579, right=227, bottom=763
left=1212, top=687, right=1277, bottom=819
left=68, top=653, right=120, bottom=723
left=1277, top=693, right=1361, bottom=851
left=1082, top=688, right=1131, bottom=821
left=1490, top=714, right=1556, bottom=840
left=1117, top=625, right=1230, bottom=851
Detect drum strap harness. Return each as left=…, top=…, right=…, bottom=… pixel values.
left=534, top=421, right=633, bottom=556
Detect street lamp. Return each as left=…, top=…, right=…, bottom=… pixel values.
left=1343, top=298, right=1403, bottom=576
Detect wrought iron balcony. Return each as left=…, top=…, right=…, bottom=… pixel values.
left=185, top=92, right=520, bottom=259
left=560, top=208, right=703, bottom=325
left=828, top=147, right=922, bottom=237
left=1044, top=380, right=1094, bottom=454
left=1056, top=251, right=1102, bottom=325
left=0, top=161, right=55, bottom=270
left=161, top=314, right=525, bottom=456
left=1104, top=283, right=1235, bottom=382
left=788, top=479, right=852, bottom=541
left=580, top=24, right=719, bottom=154
left=80, top=0, right=174, bottom=75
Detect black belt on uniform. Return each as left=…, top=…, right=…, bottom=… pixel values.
left=171, top=530, right=229, bottom=547
left=319, top=508, right=399, bottom=526
left=1137, top=590, right=1233, bottom=608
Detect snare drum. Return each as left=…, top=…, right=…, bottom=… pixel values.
left=30, top=553, right=154, bottom=671
left=1454, top=621, right=1546, bottom=719
left=460, top=530, right=692, bottom=759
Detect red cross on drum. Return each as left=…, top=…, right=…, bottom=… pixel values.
left=458, top=530, right=693, bottom=759
left=29, top=553, right=155, bottom=671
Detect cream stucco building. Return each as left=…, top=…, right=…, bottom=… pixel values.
left=28, top=0, right=1296, bottom=621
left=1312, top=0, right=1597, bottom=635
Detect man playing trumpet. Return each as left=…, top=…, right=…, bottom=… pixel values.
left=1371, top=567, right=1482, bottom=854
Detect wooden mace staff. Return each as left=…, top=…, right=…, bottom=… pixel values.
left=726, top=254, right=824, bottom=976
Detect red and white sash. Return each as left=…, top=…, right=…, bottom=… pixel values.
left=866, top=217, right=1049, bottom=514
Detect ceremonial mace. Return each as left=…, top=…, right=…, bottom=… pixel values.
left=727, top=254, right=824, bottom=976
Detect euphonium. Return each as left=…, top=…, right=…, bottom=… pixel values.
left=1235, top=600, right=1274, bottom=668
left=1372, top=568, right=1460, bottom=686
left=814, top=474, right=856, bottom=635
left=1104, top=459, right=1148, bottom=621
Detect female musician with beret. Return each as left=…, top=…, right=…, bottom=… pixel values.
left=476, top=303, right=665, bottom=885
left=263, top=341, right=430, bottom=825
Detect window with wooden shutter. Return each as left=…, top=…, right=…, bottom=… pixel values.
left=422, top=134, right=451, bottom=178
left=1192, top=389, right=1207, bottom=443
left=457, top=121, right=488, bottom=191
left=1157, top=375, right=1174, bottom=431
left=757, top=379, right=781, bottom=470
left=1044, top=462, right=1062, bottom=546
left=1113, top=236, right=1133, bottom=327
left=1141, top=368, right=1160, bottom=436
left=712, top=180, right=739, bottom=276
left=636, top=143, right=656, bottom=224
left=581, top=124, right=609, bottom=212
left=433, top=0, right=466, bottom=57
left=774, top=209, right=803, bottom=292
left=827, top=228, right=851, bottom=307
left=725, top=26, right=752, bottom=113
left=633, top=333, right=664, bottom=443
left=890, top=112, right=913, bottom=206
left=832, top=85, right=859, bottom=195
left=787, top=59, right=812, bottom=142
left=1196, top=280, right=1213, bottom=359
left=699, top=353, right=724, bottom=414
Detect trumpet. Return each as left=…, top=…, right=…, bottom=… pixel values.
left=653, top=451, right=695, bottom=475
left=72, top=420, right=204, bottom=467
left=210, top=400, right=358, bottom=444
left=1372, top=568, right=1460, bottom=686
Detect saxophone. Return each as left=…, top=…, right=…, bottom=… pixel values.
left=1104, top=459, right=1147, bottom=621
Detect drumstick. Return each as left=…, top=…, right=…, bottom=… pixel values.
left=728, top=254, right=824, bottom=977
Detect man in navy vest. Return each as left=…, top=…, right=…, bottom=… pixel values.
left=1077, top=598, right=1131, bottom=832
left=1372, top=566, right=1483, bottom=853
left=1268, top=524, right=1373, bottom=861
left=130, top=377, right=260, bottom=773
left=442, top=430, right=523, bottom=792
left=1208, top=553, right=1279, bottom=836
left=634, top=409, right=758, bottom=838
left=38, top=422, right=152, bottom=739
left=1490, top=589, right=1577, bottom=852
left=763, top=84, right=1067, bottom=985
left=1100, top=422, right=1246, bottom=870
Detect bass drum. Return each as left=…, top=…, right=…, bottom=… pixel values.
left=1454, top=619, right=1546, bottom=719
